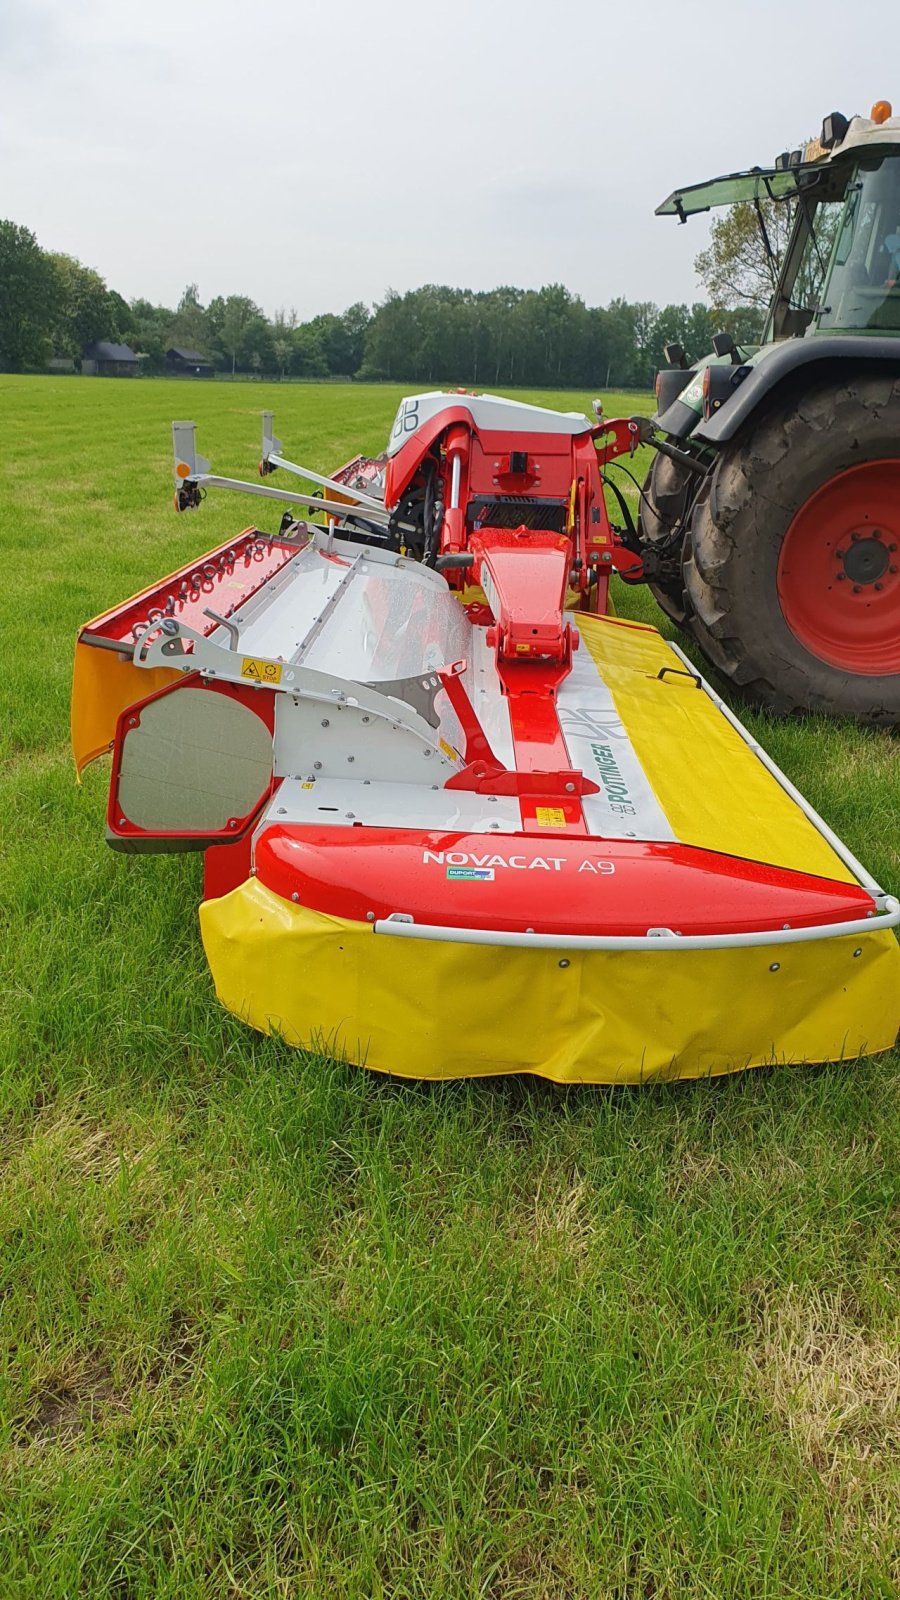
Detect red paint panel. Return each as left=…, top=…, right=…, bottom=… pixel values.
left=476, top=537, right=571, bottom=660
left=254, top=827, right=874, bottom=936
left=204, top=836, right=254, bottom=899
left=384, top=406, right=473, bottom=504
left=466, top=433, right=577, bottom=501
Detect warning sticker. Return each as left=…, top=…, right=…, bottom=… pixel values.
left=439, top=738, right=460, bottom=763
left=535, top=807, right=566, bottom=829
left=241, top=657, right=282, bottom=685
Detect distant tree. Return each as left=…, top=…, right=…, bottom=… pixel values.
left=129, top=297, right=173, bottom=371
left=340, top=302, right=370, bottom=374
left=629, top=300, right=660, bottom=387
left=218, top=295, right=262, bottom=375
left=168, top=282, right=208, bottom=352
left=305, top=312, right=347, bottom=374
left=360, top=289, right=414, bottom=379
left=48, top=253, right=112, bottom=358
left=205, top=295, right=227, bottom=347
left=714, top=304, right=767, bottom=344
left=682, top=301, right=715, bottom=358
left=360, top=283, right=680, bottom=389
left=240, top=314, right=275, bottom=374
left=0, top=217, right=757, bottom=390
left=106, top=290, right=134, bottom=341
left=650, top=302, right=715, bottom=368
left=0, top=220, right=60, bottom=370
left=303, top=306, right=372, bottom=377
left=695, top=200, right=794, bottom=310
left=291, top=323, right=329, bottom=378
left=272, top=307, right=297, bottom=335
left=601, top=298, right=639, bottom=386
left=271, top=308, right=296, bottom=381
left=479, top=286, right=524, bottom=385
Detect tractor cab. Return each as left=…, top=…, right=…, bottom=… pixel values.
left=814, top=150, right=900, bottom=332
left=637, top=100, right=900, bottom=724
left=656, top=103, right=900, bottom=351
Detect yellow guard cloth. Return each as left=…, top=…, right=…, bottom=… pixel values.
left=201, top=880, right=900, bottom=1082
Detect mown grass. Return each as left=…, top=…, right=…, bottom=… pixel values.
left=1, top=375, right=898, bottom=1598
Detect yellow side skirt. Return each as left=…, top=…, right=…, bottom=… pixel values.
left=71, top=640, right=179, bottom=775
left=200, top=879, right=900, bottom=1083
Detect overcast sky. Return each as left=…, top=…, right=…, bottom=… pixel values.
left=1, top=0, right=893, bottom=318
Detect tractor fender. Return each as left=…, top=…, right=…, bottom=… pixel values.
left=692, top=336, right=900, bottom=445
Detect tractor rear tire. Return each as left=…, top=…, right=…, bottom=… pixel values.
left=683, top=373, right=900, bottom=725
left=638, top=453, right=693, bottom=625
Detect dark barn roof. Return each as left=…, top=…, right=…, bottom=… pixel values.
left=167, top=347, right=210, bottom=363
left=84, top=341, right=139, bottom=362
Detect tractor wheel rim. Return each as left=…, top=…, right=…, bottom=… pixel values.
left=777, top=459, right=900, bottom=675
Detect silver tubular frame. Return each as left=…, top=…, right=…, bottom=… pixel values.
left=172, top=417, right=392, bottom=525
left=373, top=903, right=900, bottom=950
left=261, top=410, right=386, bottom=514
left=185, top=473, right=392, bottom=525
left=265, top=453, right=385, bottom=514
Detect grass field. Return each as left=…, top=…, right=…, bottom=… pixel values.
left=1, top=374, right=898, bottom=1599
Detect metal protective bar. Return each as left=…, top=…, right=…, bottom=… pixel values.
left=374, top=899, right=900, bottom=950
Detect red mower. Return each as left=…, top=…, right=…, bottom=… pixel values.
left=73, top=392, right=900, bottom=1081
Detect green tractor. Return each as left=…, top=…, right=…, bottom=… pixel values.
left=638, top=100, right=900, bottom=725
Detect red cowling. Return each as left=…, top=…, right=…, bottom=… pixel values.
left=253, top=826, right=874, bottom=936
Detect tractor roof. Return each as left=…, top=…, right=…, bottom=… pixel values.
left=657, top=106, right=900, bottom=221
left=656, top=168, right=800, bottom=219
left=835, top=108, right=900, bottom=157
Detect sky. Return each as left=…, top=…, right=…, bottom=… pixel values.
left=1, top=0, right=894, bottom=319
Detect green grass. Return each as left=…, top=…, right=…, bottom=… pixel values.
left=1, top=375, right=898, bottom=1599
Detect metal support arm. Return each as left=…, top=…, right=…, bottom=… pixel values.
left=261, top=412, right=385, bottom=512
left=184, top=473, right=392, bottom=525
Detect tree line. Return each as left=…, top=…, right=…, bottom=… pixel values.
left=0, top=216, right=765, bottom=389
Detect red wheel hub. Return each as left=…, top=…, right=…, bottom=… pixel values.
left=777, top=459, right=900, bottom=675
